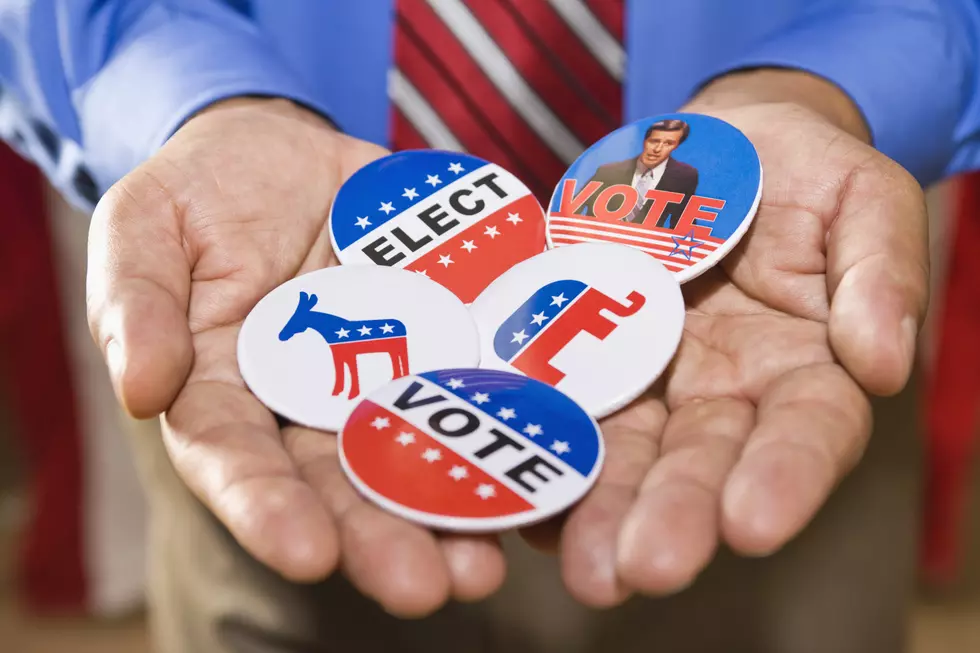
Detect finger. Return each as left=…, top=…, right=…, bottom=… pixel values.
left=87, top=168, right=193, bottom=418
left=559, top=395, right=668, bottom=608
left=439, top=534, right=507, bottom=602
left=722, top=363, right=871, bottom=554
left=518, top=515, right=566, bottom=554
left=162, top=326, right=338, bottom=582
left=284, top=426, right=455, bottom=618
left=617, top=398, right=754, bottom=595
left=826, top=158, right=929, bottom=396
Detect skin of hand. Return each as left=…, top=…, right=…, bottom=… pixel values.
left=86, top=97, right=507, bottom=617
left=86, top=64, right=929, bottom=617
left=520, top=69, right=930, bottom=607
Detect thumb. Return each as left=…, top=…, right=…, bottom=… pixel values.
left=86, top=166, right=193, bottom=418
left=826, top=157, right=929, bottom=396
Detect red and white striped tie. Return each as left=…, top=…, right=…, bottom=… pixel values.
left=390, top=0, right=625, bottom=204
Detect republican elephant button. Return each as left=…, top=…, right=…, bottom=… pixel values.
left=237, top=266, right=481, bottom=432
left=546, top=113, right=762, bottom=284
left=339, top=368, right=604, bottom=532
left=329, top=150, right=547, bottom=304
left=468, top=242, right=684, bottom=418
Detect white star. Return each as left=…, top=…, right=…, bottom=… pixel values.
left=460, top=240, right=477, bottom=253
left=448, top=162, right=465, bottom=174
left=523, top=423, right=543, bottom=437
left=475, top=484, right=496, bottom=500
left=402, top=187, right=419, bottom=200
left=550, top=293, right=568, bottom=307
left=416, top=269, right=429, bottom=277
left=358, top=325, right=372, bottom=336
left=511, top=330, right=529, bottom=345
left=395, top=432, right=416, bottom=446
left=335, top=327, right=350, bottom=339
left=449, top=465, right=469, bottom=481
left=446, top=378, right=466, bottom=389
left=506, top=212, right=523, bottom=225
left=484, top=225, right=500, bottom=239
left=422, top=448, right=442, bottom=463
left=550, top=440, right=571, bottom=455
left=530, top=312, right=548, bottom=326
left=470, top=392, right=490, bottom=405
left=497, top=407, right=516, bottom=421
left=379, top=201, right=395, bottom=214
left=355, top=216, right=371, bottom=229
left=371, top=417, right=390, bottom=430
left=380, top=323, right=395, bottom=334
left=438, top=254, right=454, bottom=267
left=425, top=174, right=442, bottom=187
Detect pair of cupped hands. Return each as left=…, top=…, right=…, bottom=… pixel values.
left=85, top=70, right=928, bottom=616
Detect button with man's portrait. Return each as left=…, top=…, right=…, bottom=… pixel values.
left=545, top=113, right=762, bottom=284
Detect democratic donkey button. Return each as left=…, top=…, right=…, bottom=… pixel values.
left=546, top=113, right=763, bottom=283
left=329, top=150, right=547, bottom=304
left=468, top=242, right=684, bottom=419
left=237, top=266, right=481, bottom=432
left=339, top=368, right=604, bottom=532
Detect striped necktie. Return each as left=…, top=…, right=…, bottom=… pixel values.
left=390, top=0, right=625, bottom=204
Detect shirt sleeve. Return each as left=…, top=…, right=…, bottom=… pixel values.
left=697, top=0, right=980, bottom=186
left=0, top=0, right=335, bottom=211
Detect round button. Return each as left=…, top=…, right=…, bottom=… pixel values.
left=468, top=242, right=684, bottom=419
left=338, top=368, right=604, bottom=532
left=238, top=265, right=481, bottom=432
left=546, top=113, right=762, bottom=283
left=329, top=150, right=547, bottom=303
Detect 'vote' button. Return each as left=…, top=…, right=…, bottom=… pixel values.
left=338, top=368, right=604, bottom=532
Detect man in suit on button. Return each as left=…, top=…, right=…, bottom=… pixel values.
left=585, top=119, right=699, bottom=227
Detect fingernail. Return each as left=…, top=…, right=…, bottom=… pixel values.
left=106, top=338, right=123, bottom=379
left=901, top=315, right=918, bottom=360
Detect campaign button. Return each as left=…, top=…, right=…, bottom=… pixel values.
left=338, top=368, right=604, bottom=532
left=237, top=265, right=481, bottom=432
left=329, top=150, right=547, bottom=304
left=468, top=242, right=684, bottom=419
left=546, top=113, right=762, bottom=284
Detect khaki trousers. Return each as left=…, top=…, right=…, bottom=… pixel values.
left=132, top=374, right=922, bottom=653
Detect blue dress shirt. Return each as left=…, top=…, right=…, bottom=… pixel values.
left=0, top=0, right=977, bottom=211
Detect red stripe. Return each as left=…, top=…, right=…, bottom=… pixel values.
left=549, top=229, right=710, bottom=261
left=406, top=193, right=546, bottom=303
left=585, top=0, right=624, bottom=42
left=500, top=0, right=622, bottom=118
left=344, top=402, right=534, bottom=518
left=549, top=231, right=702, bottom=268
left=549, top=215, right=727, bottom=245
left=548, top=219, right=721, bottom=252
left=393, top=24, right=539, bottom=189
left=463, top=0, right=615, bottom=144
left=398, top=0, right=570, bottom=188
left=391, top=107, right=430, bottom=151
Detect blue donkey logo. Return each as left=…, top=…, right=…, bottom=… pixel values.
left=279, top=291, right=409, bottom=399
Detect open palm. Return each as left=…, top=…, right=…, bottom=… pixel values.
left=87, top=98, right=507, bottom=616
left=548, top=103, right=929, bottom=607
left=87, top=97, right=928, bottom=616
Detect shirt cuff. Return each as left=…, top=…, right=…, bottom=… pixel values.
left=72, top=6, right=337, bottom=188
left=698, top=7, right=970, bottom=185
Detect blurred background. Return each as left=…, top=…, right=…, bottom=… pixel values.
left=1, top=132, right=980, bottom=652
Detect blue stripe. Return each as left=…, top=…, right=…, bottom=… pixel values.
left=493, top=280, right=587, bottom=362
left=330, top=150, right=489, bottom=250
left=420, top=369, right=600, bottom=477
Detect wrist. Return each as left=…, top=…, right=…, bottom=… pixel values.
left=683, top=68, right=871, bottom=143
left=186, top=95, right=339, bottom=133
